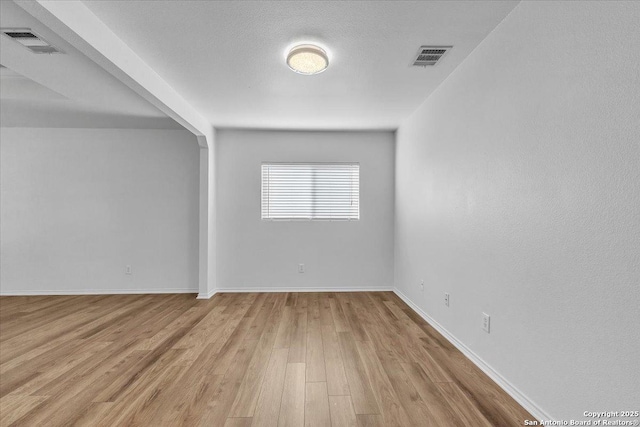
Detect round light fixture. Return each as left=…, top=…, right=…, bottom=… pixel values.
left=286, top=44, right=329, bottom=75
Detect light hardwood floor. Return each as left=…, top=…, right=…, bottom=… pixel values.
left=0, top=292, right=533, bottom=426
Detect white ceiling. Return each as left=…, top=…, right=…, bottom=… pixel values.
left=1, top=1, right=519, bottom=131
left=81, top=0, right=519, bottom=130
left=0, top=0, right=180, bottom=129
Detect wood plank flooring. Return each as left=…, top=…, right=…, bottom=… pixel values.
left=0, top=292, right=533, bottom=426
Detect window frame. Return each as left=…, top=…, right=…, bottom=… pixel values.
left=261, top=162, right=360, bottom=221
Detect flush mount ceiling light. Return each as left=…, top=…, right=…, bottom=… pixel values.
left=286, top=44, right=329, bottom=75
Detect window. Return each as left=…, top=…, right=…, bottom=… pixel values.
left=261, top=163, right=359, bottom=220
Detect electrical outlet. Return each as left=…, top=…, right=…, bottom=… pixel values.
left=298, top=264, right=305, bottom=273
left=125, top=265, right=132, bottom=275
left=482, top=313, right=490, bottom=333
left=420, top=280, right=424, bottom=292
left=444, top=293, right=450, bottom=307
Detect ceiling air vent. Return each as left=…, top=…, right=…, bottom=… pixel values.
left=412, top=46, right=452, bottom=67
left=1, top=28, right=62, bottom=54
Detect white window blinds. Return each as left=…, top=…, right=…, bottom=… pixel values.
left=261, top=163, right=360, bottom=220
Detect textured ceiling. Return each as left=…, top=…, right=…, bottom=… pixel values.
left=0, top=0, right=180, bottom=129
left=82, top=0, right=519, bottom=130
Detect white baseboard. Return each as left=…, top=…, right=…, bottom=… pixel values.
left=198, top=286, right=391, bottom=299
left=214, top=286, right=393, bottom=293
left=196, top=289, right=218, bottom=299
left=0, top=287, right=392, bottom=298
left=393, top=287, right=550, bottom=423
left=0, top=288, right=197, bottom=296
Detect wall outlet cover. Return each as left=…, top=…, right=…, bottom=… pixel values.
left=482, top=312, right=490, bottom=333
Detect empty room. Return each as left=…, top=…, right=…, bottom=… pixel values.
left=1, top=1, right=638, bottom=426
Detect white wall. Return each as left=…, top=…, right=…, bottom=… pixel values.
left=395, top=1, right=640, bottom=421
left=216, top=129, right=394, bottom=291
left=0, top=128, right=200, bottom=294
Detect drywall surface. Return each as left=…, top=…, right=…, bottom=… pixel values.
left=216, top=129, right=394, bottom=290
left=0, top=128, right=200, bottom=294
left=395, top=1, right=640, bottom=421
